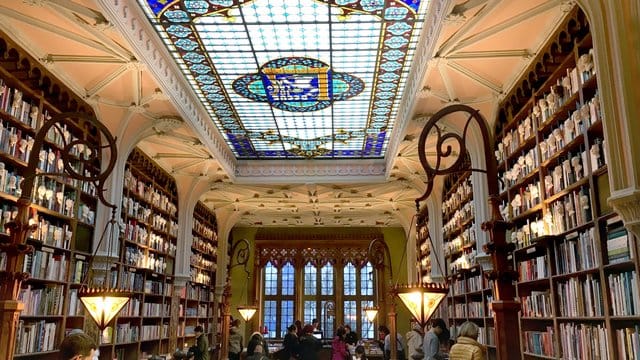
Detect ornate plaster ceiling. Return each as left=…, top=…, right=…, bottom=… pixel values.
left=0, top=0, right=572, bottom=229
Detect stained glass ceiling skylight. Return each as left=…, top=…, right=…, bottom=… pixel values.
left=138, top=0, right=428, bottom=159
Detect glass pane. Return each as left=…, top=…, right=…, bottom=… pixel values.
left=321, top=300, right=334, bottom=339
left=321, top=263, right=333, bottom=295
left=304, top=263, right=317, bottom=295
left=361, top=300, right=374, bottom=339
left=344, top=300, right=357, bottom=329
left=344, top=262, right=356, bottom=295
left=280, top=300, right=294, bottom=338
left=360, top=262, right=374, bottom=296
left=263, top=300, right=277, bottom=339
left=304, top=301, right=316, bottom=325
left=282, top=263, right=295, bottom=296
left=264, top=262, right=278, bottom=295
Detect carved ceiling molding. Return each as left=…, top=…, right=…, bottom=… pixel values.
left=235, top=161, right=388, bottom=180
left=97, top=0, right=237, bottom=177
left=385, top=0, right=452, bottom=179
left=608, top=188, right=640, bottom=239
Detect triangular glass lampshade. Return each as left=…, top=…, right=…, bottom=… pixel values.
left=79, top=288, right=130, bottom=330
left=363, top=306, right=379, bottom=322
left=395, top=282, right=449, bottom=327
left=237, top=305, right=258, bottom=321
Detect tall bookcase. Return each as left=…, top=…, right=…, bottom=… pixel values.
left=99, top=148, right=179, bottom=360
left=492, top=7, right=638, bottom=359
left=0, top=34, right=102, bottom=357
left=441, top=169, right=475, bottom=275
left=177, top=201, right=218, bottom=350
left=416, top=208, right=431, bottom=283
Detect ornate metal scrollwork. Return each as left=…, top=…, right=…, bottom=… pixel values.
left=415, top=104, right=499, bottom=209
left=19, top=112, right=118, bottom=209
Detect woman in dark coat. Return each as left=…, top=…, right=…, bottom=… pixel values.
left=299, top=325, right=322, bottom=360
left=283, top=324, right=301, bottom=360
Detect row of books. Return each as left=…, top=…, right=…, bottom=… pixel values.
left=559, top=322, right=610, bottom=359
left=554, top=228, right=599, bottom=274
left=14, top=320, right=57, bottom=355
left=606, top=218, right=632, bottom=264
left=518, top=255, right=549, bottom=281
left=556, top=274, right=604, bottom=317
left=18, top=285, right=63, bottom=316
left=523, top=327, right=555, bottom=357
left=23, top=248, right=68, bottom=282
left=521, top=290, right=552, bottom=318
left=615, top=326, right=640, bottom=360
left=608, top=271, right=639, bottom=316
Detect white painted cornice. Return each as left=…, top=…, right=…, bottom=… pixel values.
left=96, top=0, right=238, bottom=179
left=385, top=0, right=454, bottom=179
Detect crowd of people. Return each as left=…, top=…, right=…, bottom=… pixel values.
left=57, top=317, right=483, bottom=360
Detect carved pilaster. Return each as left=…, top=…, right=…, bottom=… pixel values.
left=608, top=188, right=640, bottom=239
left=171, top=274, right=190, bottom=352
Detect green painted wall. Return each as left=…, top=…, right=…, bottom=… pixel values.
left=228, top=227, right=412, bottom=341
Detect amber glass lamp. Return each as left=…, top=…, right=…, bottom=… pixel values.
left=237, top=305, right=258, bottom=321
left=363, top=306, right=379, bottom=322
left=395, top=282, right=449, bottom=328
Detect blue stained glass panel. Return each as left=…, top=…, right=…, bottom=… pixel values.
left=137, top=0, right=428, bottom=159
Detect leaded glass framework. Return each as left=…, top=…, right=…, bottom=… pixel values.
left=137, top=0, right=428, bottom=159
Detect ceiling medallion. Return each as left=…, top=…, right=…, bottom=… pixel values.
left=233, top=57, right=364, bottom=112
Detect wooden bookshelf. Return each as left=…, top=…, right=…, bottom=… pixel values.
left=493, top=7, right=639, bottom=359
left=98, top=148, right=179, bottom=360
left=0, top=32, right=102, bottom=358
left=436, top=7, right=640, bottom=359
left=177, top=201, right=218, bottom=351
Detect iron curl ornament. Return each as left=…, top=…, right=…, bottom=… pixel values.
left=0, top=112, right=119, bottom=360
left=415, top=104, right=500, bottom=209
left=413, top=104, right=521, bottom=359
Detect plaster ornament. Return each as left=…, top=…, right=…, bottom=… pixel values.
left=538, top=98, right=549, bottom=122
left=562, top=75, right=572, bottom=96
left=579, top=104, right=590, bottom=128
left=580, top=193, right=590, bottom=211
left=532, top=104, right=541, bottom=123
left=65, top=199, right=74, bottom=215
left=30, top=106, right=39, bottom=125
left=530, top=182, right=540, bottom=204
left=56, top=191, right=63, bottom=206
left=544, top=175, right=554, bottom=197
left=564, top=118, right=575, bottom=143
left=523, top=117, right=532, bottom=138
left=547, top=136, right=557, bottom=155
left=553, top=128, right=564, bottom=149
left=37, top=185, right=47, bottom=202
left=9, top=133, right=18, bottom=151
left=546, top=92, right=558, bottom=116
left=517, top=123, right=525, bottom=143
left=563, top=159, right=573, bottom=184
left=47, top=151, right=55, bottom=167
left=577, top=53, right=594, bottom=80
left=525, top=153, right=534, bottom=172
left=7, top=175, right=17, bottom=192
left=516, top=231, right=524, bottom=246
left=539, top=141, right=548, bottom=160
left=57, top=158, right=64, bottom=172
left=18, top=138, right=28, bottom=155
left=571, top=156, right=583, bottom=180
left=11, top=91, right=22, bottom=113
left=591, top=143, right=602, bottom=168
left=553, top=166, right=564, bottom=192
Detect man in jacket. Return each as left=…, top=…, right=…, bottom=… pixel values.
left=190, top=325, right=210, bottom=360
